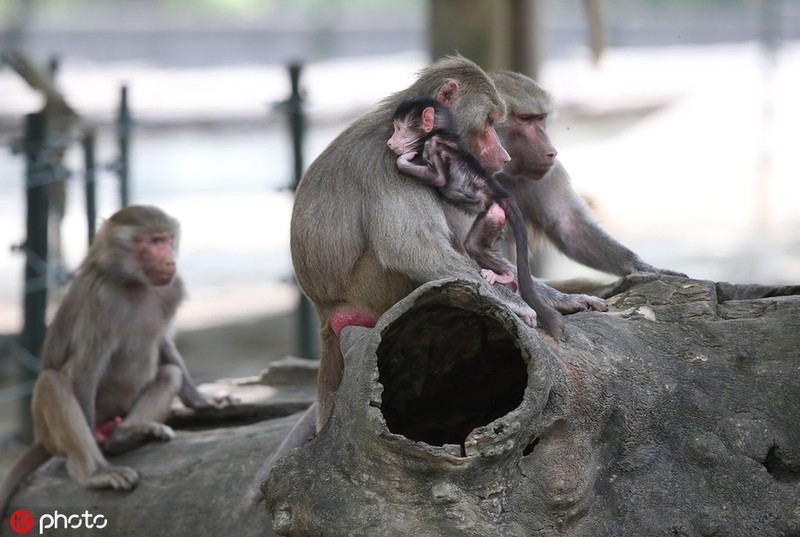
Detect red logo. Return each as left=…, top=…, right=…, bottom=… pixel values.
left=9, top=509, right=35, bottom=534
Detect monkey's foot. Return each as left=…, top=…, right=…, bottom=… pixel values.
left=583, top=295, right=608, bottom=312
left=103, top=422, right=175, bottom=455
left=85, top=465, right=139, bottom=490
left=510, top=303, right=538, bottom=328
left=558, top=293, right=608, bottom=314
left=481, top=269, right=518, bottom=292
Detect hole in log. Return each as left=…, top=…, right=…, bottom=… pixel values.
left=763, top=445, right=800, bottom=483
left=523, top=437, right=540, bottom=457
left=376, top=303, right=527, bottom=447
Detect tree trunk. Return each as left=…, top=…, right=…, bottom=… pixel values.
left=265, top=276, right=800, bottom=536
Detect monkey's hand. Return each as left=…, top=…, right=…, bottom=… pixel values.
left=490, top=283, right=538, bottom=327
left=481, top=268, right=518, bottom=293
left=538, top=281, right=608, bottom=314
left=447, top=190, right=480, bottom=206
left=509, top=302, right=537, bottom=328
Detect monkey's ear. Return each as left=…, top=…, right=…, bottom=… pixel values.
left=435, top=79, right=459, bottom=106
left=421, top=106, right=436, bottom=133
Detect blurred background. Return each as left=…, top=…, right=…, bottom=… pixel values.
left=0, top=0, right=798, bottom=455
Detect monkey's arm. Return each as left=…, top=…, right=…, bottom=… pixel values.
left=63, top=342, right=114, bottom=428
left=159, top=340, right=232, bottom=409
left=43, top=292, right=111, bottom=427
left=367, top=172, right=485, bottom=283
left=500, top=163, right=685, bottom=276
left=396, top=152, right=446, bottom=187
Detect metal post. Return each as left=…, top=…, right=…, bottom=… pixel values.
left=285, top=63, right=319, bottom=360
left=18, top=112, right=50, bottom=444
left=288, top=64, right=305, bottom=189
left=83, top=130, right=97, bottom=244
left=116, top=84, right=132, bottom=207
left=47, top=56, right=60, bottom=82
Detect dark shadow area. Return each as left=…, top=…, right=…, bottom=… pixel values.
left=522, top=437, right=540, bottom=457
left=376, top=303, right=527, bottom=447
left=716, top=282, right=800, bottom=303
left=763, top=445, right=800, bottom=483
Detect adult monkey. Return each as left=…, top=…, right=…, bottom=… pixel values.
left=0, top=205, right=227, bottom=516
left=293, top=56, right=530, bottom=431
left=488, top=70, right=685, bottom=290
left=249, top=56, right=605, bottom=502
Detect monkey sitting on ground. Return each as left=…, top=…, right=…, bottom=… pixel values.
left=387, top=96, right=564, bottom=336
left=0, top=205, right=229, bottom=516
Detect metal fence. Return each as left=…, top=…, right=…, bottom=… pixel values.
left=0, top=60, right=320, bottom=445
left=1, top=75, right=132, bottom=444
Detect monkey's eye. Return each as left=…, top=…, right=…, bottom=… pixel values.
left=146, top=234, right=173, bottom=245
left=517, top=113, right=547, bottom=123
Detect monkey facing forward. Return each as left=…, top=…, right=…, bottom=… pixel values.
left=0, top=205, right=228, bottom=516
left=387, top=96, right=564, bottom=337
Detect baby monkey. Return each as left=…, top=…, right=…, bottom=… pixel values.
left=387, top=96, right=563, bottom=337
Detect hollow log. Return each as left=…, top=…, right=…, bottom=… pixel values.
left=265, top=276, right=800, bottom=536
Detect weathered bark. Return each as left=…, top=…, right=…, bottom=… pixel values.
left=265, top=276, right=800, bottom=537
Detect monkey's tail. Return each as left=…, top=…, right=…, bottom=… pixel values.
left=0, top=442, right=50, bottom=518
left=501, top=198, right=565, bottom=339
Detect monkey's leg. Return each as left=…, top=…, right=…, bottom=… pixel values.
left=32, top=370, right=139, bottom=490
left=316, top=322, right=345, bottom=431
left=104, top=364, right=181, bottom=455
left=465, top=204, right=516, bottom=285
left=319, top=301, right=379, bottom=430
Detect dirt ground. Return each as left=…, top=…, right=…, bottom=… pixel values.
left=0, top=306, right=301, bottom=483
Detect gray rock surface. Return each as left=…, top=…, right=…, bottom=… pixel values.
left=1, top=357, right=316, bottom=537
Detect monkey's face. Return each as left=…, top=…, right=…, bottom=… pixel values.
left=135, top=232, right=178, bottom=286
left=498, top=111, right=557, bottom=180
left=467, top=115, right=510, bottom=173
left=387, top=118, right=421, bottom=156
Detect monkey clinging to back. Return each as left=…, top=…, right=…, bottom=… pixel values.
left=387, top=96, right=563, bottom=337
left=0, top=205, right=229, bottom=516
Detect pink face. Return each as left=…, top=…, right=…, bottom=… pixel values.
left=135, top=232, right=177, bottom=286
left=387, top=120, right=415, bottom=156
left=467, top=115, right=511, bottom=173
left=499, top=110, right=557, bottom=180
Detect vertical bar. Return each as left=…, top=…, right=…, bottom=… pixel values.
left=116, top=84, right=131, bottom=207
left=18, top=112, right=50, bottom=444
left=288, top=64, right=305, bottom=189
left=47, top=55, right=60, bottom=82
left=83, top=130, right=97, bottom=245
left=285, top=63, right=319, bottom=360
